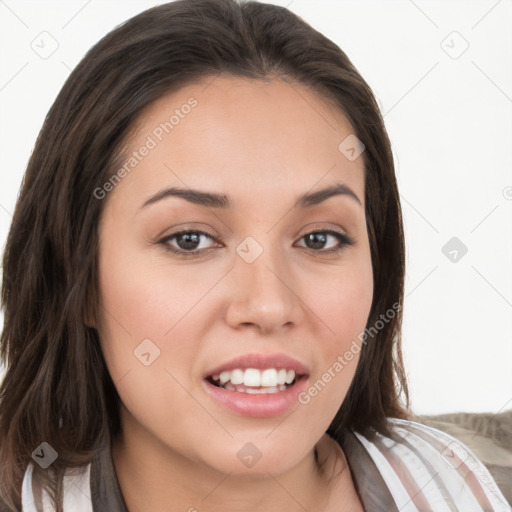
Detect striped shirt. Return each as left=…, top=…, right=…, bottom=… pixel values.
left=21, top=418, right=511, bottom=511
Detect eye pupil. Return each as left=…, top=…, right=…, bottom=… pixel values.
left=178, top=233, right=201, bottom=250
left=305, top=232, right=327, bottom=250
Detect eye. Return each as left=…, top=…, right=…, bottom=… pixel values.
left=294, top=230, right=355, bottom=253
left=158, top=228, right=354, bottom=257
left=159, top=230, right=220, bottom=256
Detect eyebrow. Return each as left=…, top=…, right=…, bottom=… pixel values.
left=140, top=182, right=362, bottom=210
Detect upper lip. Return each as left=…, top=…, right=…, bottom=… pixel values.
left=203, top=352, right=310, bottom=379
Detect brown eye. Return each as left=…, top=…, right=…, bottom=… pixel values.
left=158, top=228, right=354, bottom=257
left=297, top=230, right=354, bottom=253
left=160, top=230, right=219, bottom=256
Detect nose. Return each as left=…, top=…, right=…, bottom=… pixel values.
left=224, top=238, right=303, bottom=335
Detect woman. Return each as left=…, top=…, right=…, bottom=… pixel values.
left=0, top=0, right=509, bottom=510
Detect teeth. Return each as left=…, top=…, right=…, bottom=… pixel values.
left=244, top=368, right=261, bottom=387
left=219, top=371, right=230, bottom=385
left=210, top=368, right=297, bottom=389
left=261, top=369, right=278, bottom=387
left=230, top=369, right=244, bottom=385
left=223, top=383, right=288, bottom=394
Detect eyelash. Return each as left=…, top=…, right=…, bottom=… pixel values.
left=158, top=228, right=355, bottom=257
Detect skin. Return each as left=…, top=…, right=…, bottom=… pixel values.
left=94, top=75, right=373, bottom=511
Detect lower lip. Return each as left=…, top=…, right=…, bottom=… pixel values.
left=202, top=377, right=309, bottom=418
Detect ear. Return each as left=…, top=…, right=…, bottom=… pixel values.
left=84, top=314, right=96, bottom=329
left=83, top=294, right=97, bottom=329
left=84, top=311, right=96, bottom=329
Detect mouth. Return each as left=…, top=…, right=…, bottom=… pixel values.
left=205, top=367, right=307, bottom=394
left=202, top=353, right=310, bottom=417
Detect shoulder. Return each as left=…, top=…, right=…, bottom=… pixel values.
left=348, top=418, right=511, bottom=512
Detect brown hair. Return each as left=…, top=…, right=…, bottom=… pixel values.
left=0, top=0, right=409, bottom=509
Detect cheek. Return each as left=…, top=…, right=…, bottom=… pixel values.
left=96, top=236, right=178, bottom=381
left=97, top=239, right=197, bottom=342
left=301, top=255, right=373, bottom=407
left=96, top=242, right=203, bottom=435
left=309, top=257, right=374, bottom=349
left=326, top=278, right=373, bottom=342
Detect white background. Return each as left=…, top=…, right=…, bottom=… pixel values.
left=0, top=0, right=511, bottom=415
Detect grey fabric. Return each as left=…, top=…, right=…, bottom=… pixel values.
left=90, top=441, right=128, bottom=512
left=341, top=430, right=399, bottom=510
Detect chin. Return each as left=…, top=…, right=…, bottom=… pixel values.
left=192, top=433, right=314, bottom=478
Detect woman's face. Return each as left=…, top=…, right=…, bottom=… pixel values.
left=95, top=76, right=373, bottom=476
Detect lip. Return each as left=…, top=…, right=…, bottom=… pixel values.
left=202, top=352, right=310, bottom=418
left=202, top=352, right=310, bottom=379
left=202, top=375, right=309, bottom=418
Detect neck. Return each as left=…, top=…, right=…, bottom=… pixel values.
left=111, top=410, right=350, bottom=512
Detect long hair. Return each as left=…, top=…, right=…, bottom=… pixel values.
left=0, top=0, right=408, bottom=509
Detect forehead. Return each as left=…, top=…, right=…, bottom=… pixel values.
left=109, top=76, right=365, bottom=212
